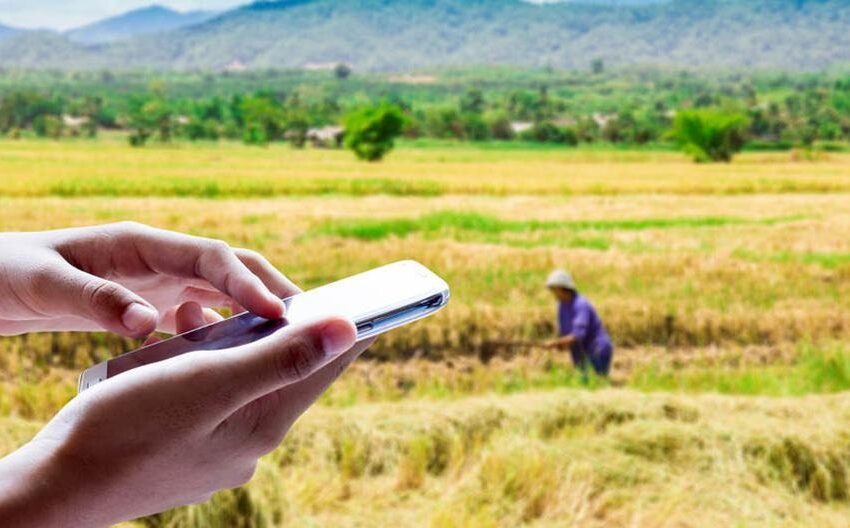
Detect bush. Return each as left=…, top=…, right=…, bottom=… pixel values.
left=520, top=122, right=577, bottom=145
left=460, top=112, right=491, bottom=141
left=485, top=111, right=514, bottom=140
left=668, top=109, right=749, bottom=162
left=33, top=115, right=63, bottom=139
left=343, top=103, right=406, bottom=162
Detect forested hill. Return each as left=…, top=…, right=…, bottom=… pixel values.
left=65, top=5, right=218, bottom=45
left=1, top=0, right=849, bottom=71
left=0, top=24, right=21, bottom=41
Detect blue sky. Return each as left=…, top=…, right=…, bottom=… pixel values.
left=0, top=1, right=245, bottom=30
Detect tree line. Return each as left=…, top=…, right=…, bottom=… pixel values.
left=1, top=70, right=849, bottom=162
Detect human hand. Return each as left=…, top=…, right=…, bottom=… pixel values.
left=0, top=222, right=297, bottom=338
left=0, top=303, right=374, bottom=527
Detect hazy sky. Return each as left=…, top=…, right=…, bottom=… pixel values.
left=0, top=1, right=245, bottom=30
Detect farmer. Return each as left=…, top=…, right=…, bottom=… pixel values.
left=545, top=270, right=613, bottom=377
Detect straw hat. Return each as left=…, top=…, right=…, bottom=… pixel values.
left=546, top=270, right=578, bottom=292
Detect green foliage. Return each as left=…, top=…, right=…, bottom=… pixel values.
left=239, top=94, right=284, bottom=146
left=669, top=109, right=749, bottom=163
left=126, top=94, right=174, bottom=147
left=311, top=210, right=796, bottom=242
left=334, top=63, right=352, bottom=80
left=33, top=115, right=63, bottom=139
left=1, top=68, right=849, bottom=149
left=591, top=58, right=605, bottom=75
left=343, top=103, right=406, bottom=162
left=519, top=122, right=578, bottom=146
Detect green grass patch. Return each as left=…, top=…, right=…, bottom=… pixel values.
left=631, top=343, right=850, bottom=397
left=310, top=210, right=803, bottom=242
left=734, top=249, right=850, bottom=269
left=47, top=177, right=444, bottom=198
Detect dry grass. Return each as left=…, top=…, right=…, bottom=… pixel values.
left=2, top=389, right=837, bottom=527
left=0, top=190, right=847, bottom=360
left=1, top=140, right=850, bottom=526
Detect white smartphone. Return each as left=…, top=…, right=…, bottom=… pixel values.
left=78, top=260, right=450, bottom=392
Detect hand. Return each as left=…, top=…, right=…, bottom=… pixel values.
left=0, top=222, right=298, bottom=338
left=0, top=303, right=375, bottom=527
left=546, top=336, right=574, bottom=350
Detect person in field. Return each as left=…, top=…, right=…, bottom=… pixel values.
left=545, top=270, right=613, bottom=377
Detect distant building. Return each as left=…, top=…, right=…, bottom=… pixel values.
left=592, top=113, right=617, bottom=129
left=510, top=122, right=534, bottom=134
left=62, top=115, right=89, bottom=129
left=553, top=117, right=578, bottom=128
left=224, top=60, right=247, bottom=73
left=387, top=74, right=438, bottom=85
left=307, top=126, right=345, bottom=148
left=303, top=62, right=340, bottom=72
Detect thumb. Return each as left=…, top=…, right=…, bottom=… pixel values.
left=196, top=316, right=357, bottom=420
left=42, top=263, right=158, bottom=338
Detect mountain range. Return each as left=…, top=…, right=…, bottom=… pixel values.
left=0, top=0, right=849, bottom=72
left=65, top=5, right=218, bottom=45
left=0, top=23, right=22, bottom=41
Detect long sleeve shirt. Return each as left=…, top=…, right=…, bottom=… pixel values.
left=557, top=295, right=612, bottom=354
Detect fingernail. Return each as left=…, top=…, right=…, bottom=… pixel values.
left=122, top=303, right=157, bottom=333
left=321, top=321, right=356, bottom=358
left=270, top=294, right=286, bottom=316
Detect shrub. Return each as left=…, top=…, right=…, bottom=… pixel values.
left=33, top=115, right=63, bottom=139
left=520, top=122, right=577, bottom=145
left=668, top=109, right=749, bottom=162
left=343, top=103, right=406, bottom=162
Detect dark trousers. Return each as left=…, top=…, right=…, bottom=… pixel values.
left=570, top=342, right=613, bottom=377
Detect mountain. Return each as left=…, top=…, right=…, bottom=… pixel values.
left=65, top=5, right=218, bottom=45
left=1, top=0, right=850, bottom=71
left=0, top=23, right=23, bottom=41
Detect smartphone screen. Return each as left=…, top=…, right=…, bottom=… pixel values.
left=91, top=261, right=449, bottom=384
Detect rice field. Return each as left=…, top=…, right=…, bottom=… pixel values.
left=1, top=138, right=850, bottom=526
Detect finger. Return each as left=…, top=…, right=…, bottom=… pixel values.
left=178, top=287, right=242, bottom=311
left=175, top=302, right=208, bottom=335
left=34, top=261, right=158, bottom=338
left=190, top=316, right=357, bottom=421
left=159, top=303, right=225, bottom=335
left=110, top=223, right=285, bottom=320
left=234, top=248, right=302, bottom=298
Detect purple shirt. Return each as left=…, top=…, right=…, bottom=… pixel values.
left=558, top=295, right=611, bottom=353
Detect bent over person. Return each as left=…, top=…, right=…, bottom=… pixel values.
left=545, top=270, right=614, bottom=377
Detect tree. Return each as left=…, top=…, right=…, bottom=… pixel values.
left=485, top=111, right=514, bottom=140
left=343, top=103, right=406, bottom=162
left=33, top=115, right=64, bottom=139
left=334, top=63, right=352, bottom=80
left=591, top=58, right=605, bottom=75
left=520, top=122, right=577, bottom=145
left=460, top=88, right=485, bottom=114
left=239, top=94, right=284, bottom=146
left=127, top=98, right=174, bottom=147
left=668, top=109, right=749, bottom=163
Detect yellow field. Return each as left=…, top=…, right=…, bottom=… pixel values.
left=2, top=139, right=850, bottom=197
left=1, top=139, right=850, bottom=526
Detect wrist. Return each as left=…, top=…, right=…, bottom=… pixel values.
left=0, top=439, right=100, bottom=528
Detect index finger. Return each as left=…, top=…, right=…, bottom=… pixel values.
left=121, top=224, right=286, bottom=319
